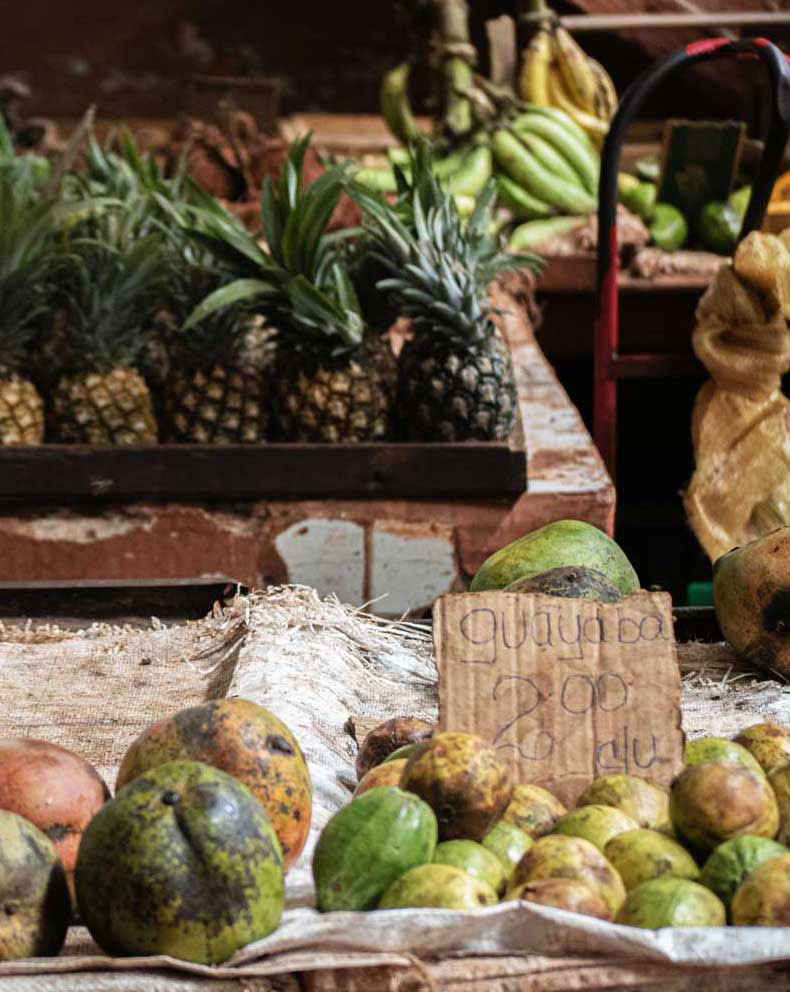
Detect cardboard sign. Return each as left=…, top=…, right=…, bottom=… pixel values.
left=657, top=119, right=745, bottom=217
left=433, top=591, right=684, bottom=807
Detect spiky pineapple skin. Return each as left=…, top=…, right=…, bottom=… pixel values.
left=272, top=336, right=395, bottom=444
left=398, top=330, right=517, bottom=442
left=165, top=363, right=269, bottom=443
left=52, top=368, right=158, bottom=445
left=0, top=374, right=45, bottom=445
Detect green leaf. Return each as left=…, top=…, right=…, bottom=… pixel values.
left=183, top=278, right=277, bottom=329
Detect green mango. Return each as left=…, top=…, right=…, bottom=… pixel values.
left=433, top=839, right=506, bottom=894
left=616, top=877, right=725, bottom=928
left=700, top=835, right=787, bottom=917
left=379, top=863, right=497, bottom=909
left=649, top=203, right=688, bottom=251
left=697, top=201, right=740, bottom=255
left=728, top=184, right=752, bottom=220
left=618, top=174, right=656, bottom=221
left=470, top=519, right=639, bottom=595
left=75, top=760, right=284, bottom=965
left=481, top=821, right=532, bottom=884
left=313, top=786, right=437, bottom=911
left=604, top=829, right=699, bottom=892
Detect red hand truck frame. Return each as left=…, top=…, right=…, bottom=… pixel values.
left=593, top=37, right=790, bottom=479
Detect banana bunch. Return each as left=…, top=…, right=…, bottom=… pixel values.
left=519, top=17, right=617, bottom=147
left=493, top=106, right=598, bottom=221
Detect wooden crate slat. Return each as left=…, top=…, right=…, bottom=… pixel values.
left=0, top=437, right=526, bottom=502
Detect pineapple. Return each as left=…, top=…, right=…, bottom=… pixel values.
left=52, top=224, right=162, bottom=445
left=0, top=157, right=63, bottom=445
left=164, top=262, right=270, bottom=443
left=352, top=152, right=538, bottom=441
left=185, top=136, right=395, bottom=443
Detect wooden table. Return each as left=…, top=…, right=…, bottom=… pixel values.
left=0, top=289, right=614, bottom=617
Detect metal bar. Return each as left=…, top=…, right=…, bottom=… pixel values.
left=561, top=12, right=790, bottom=32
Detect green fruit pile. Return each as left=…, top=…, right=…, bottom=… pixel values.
left=0, top=699, right=309, bottom=966
left=333, top=716, right=790, bottom=929
left=616, top=164, right=752, bottom=256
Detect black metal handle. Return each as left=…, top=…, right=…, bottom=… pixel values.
left=596, top=38, right=790, bottom=295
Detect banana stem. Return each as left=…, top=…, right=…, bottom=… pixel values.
left=518, top=0, right=554, bottom=46
left=432, top=0, right=477, bottom=138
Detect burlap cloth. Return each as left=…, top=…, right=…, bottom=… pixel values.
left=4, top=586, right=790, bottom=988
left=685, top=230, right=790, bottom=561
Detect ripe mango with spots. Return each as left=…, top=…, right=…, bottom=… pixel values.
left=76, top=760, right=284, bottom=964
left=502, top=784, right=566, bottom=839
left=401, top=733, right=513, bottom=841
left=510, top=834, right=626, bottom=916
left=353, top=759, right=407, bottom=797
left=116, top=699, right=311, bottom=872
left=576, top=775, right=671, bottom=833
left=603, top=829, right=699, bottom=892
left=506, top=877, right=612, bottom=920
left=670, top=763, right=779, bottom=857
left=731, top=852, right=790, bottom=925
left=734, top=723, right=790, bottom=775
left=0, top=810, right=70, bottom=960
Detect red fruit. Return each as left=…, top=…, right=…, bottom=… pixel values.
left=0, top=738, right=110, bottom=884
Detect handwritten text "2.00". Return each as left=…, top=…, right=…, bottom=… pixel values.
left=457, top=604, right=670, bottom=664
left=491, top=672, right=659, bottom=774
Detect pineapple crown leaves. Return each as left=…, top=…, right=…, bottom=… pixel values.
left=165, top=257, right=256, bottom=364
left=360, top=154, right=539, bottom=340
left=183, top=135, right=364, bottom=352
left=351, top=146, right=536, bottom=344
left=57, top=224, right=167, bottom=373
left=0, top=168, right=86, bottom=370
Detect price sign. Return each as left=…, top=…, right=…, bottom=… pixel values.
left=433, top=591, right=684, bottom=807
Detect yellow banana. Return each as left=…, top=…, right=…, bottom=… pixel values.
left=518, top=27, right=553, bottom=106
left=587, top=56, right=618, bottom=122
left=547, top=65, right=609, bottom=145
left=553, top=25, right=598, bottom=116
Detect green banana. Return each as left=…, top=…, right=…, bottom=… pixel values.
left=492, top=129, right=596, bottom=215
left=511, top=112, right=599, bottom=195
left=509, top=215, right=586, bottom=252
left=444, top=144, right=493, bottom=197
left=380, top=63, right=422, bottom=145
left=520, top=103, right=597, bottom=154
left=496, top=175, right=554, bottom=220
left=514, top=129, right=586, bottom=192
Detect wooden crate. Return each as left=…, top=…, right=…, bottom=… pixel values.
left=0, top=286, right=613, bottom=616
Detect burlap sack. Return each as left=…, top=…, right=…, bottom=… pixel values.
left=685, top=230, right=790, bottom=561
